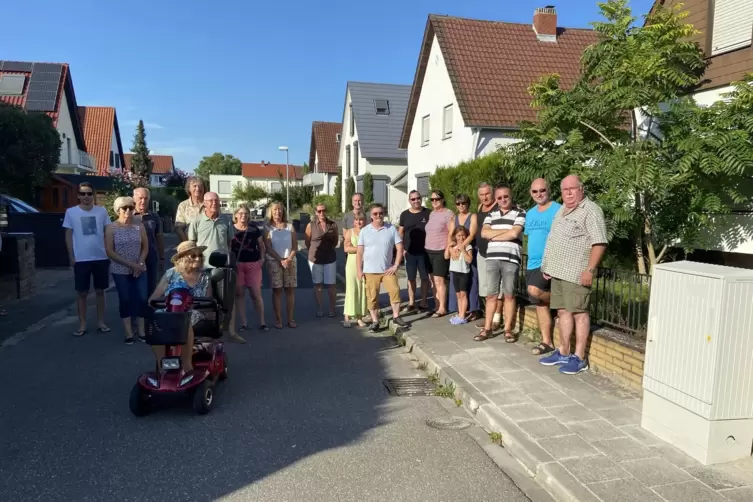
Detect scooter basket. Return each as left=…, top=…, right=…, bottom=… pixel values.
left=146, top=311, right=191, bottom=346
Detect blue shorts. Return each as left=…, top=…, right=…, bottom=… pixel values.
left=404, top=253, right=429, bottom=281
left=73, top=259, right=110, bottom=293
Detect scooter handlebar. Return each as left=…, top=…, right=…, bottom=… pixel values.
left=148, top=296, right=218, bottom=310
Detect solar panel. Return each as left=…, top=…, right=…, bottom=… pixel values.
left=26, top=89, right=58, bottom=101
left=25, top=81, right=58, bottom=93
left=0, top=61, right=34, bottom=72
left=32, top=63, right=63, bottom=73
left=0, top=74, right=25, bottom=95
left=25, top=100, right=57, bottom=112
left=31, top=71, right=62, bottom=83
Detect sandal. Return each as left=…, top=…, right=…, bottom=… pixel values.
left=98, top=326, right=111, bottom=333
left=474, top=329, right=490, bottom=342
left=239, top=324, right=249, bottom=332
left=73, top=329, right=87, bottom=337
left=274, top=321, right=283, bottom=329
left=342, top=320, right=352, bottom=328
left=431, top=311, right=447, bottom=318
left=328, top=312, right=336, bottom=318
left=532, top=343, right=554, bottom=355
left=260, top=324, right=270, bottom=332
left=288, top=320, right=297, bottom=328
left=504, top=331, right=518, bottom=343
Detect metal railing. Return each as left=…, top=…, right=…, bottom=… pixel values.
left=516, top=254, right=651, bottom=338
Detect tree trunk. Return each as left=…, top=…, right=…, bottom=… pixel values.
left=634, top=193, right=648, bottom=275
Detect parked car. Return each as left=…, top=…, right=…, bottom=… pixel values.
left=0, top=194, right=40, bottom=214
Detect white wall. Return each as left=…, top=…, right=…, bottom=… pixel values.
left=327, top=174, right=338, bottom=194
left=693, top=85, right=734, bottom=107
left=387, top=185, right=407, bottom=223
left=405, top=35, right=517, bottom=192
left=56, top=92, right=80, bottom=168
left=339, top=89, right=358, bottom=210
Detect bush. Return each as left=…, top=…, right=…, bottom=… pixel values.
left=149, top=187, right=180, bottom=218
left=345, top=177, right=355, bottom=211
left=428, top=151, right=532, bottom=212
left=334, top=173, right=342, bottom=214
left=363, top=172, right=374, bottom=205
left=311, top=194, right=340, bottom=217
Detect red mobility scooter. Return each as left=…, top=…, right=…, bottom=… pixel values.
left=129, top=251, right=236, bottom=416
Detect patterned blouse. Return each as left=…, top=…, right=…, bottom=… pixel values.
left=111, top=223, right=143, bottom=275
left=163, top=267, right=211, bottom=325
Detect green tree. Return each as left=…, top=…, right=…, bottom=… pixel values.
left=194, top=153, right=242, bottom=183
left=129, top=120, right=152, bottom=177
left=0, top=103, right=61, bottom=200
left=345, top=177, right=355, bottom=211
left=363, top=172, right=374, bottom=205
left=334, top=173, right=343, bottom=214
left=232, top=181, right=268, bottom=205
left=163, top=168, right=189, bottom=202
left=504, top=0, right=753, bottom=274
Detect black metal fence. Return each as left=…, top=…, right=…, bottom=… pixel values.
left=516, top=255, right=651, bottom=338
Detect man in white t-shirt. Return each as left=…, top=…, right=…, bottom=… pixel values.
left=63, top=182, right=112, bottom=336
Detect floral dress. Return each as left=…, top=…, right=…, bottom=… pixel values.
left=163, top=267, right=211, bottom=325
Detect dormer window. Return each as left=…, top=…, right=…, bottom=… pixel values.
left=374, top=99, right=390, bottom=115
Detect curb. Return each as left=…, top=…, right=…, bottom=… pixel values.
left=386, top=320, right=592, bottom=502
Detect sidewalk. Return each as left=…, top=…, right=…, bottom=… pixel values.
left=386, top=312, right=753, bottom=502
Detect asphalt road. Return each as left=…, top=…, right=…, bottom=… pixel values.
left=0, top=251, right=531, bottom=502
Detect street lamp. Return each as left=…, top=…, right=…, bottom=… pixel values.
left=278, top=146, right=290, bottom=217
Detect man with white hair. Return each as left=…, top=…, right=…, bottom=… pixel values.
left=540, top=175, right=607, bottom=375
left=133, top=187, right=165, bottom=296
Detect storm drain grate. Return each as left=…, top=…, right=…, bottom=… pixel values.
left=383, top=378, right=436, bottom=396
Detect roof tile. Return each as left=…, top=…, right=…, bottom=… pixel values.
left=124, top=153, right=175, bottom=174
left=78, top=106, right=117, bottom=176
left=242, top=163, right=304, bottom=179
left=400, top=15, right=598, bottom=148
left=309, top=121, right=342, bottom=174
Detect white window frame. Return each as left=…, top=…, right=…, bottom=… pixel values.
left=442, top=105, right=453, bottom=139
left=711, top=0, right=753, bottom=56
left=421, top=115, right=430, bottom=146
left=218, top=180, right=232, bottom=195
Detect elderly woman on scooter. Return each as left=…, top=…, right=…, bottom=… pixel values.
left=148, top=241, right=213, bottom=371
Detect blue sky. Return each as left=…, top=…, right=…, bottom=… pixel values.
left=6, top=0, right=654, bottom=172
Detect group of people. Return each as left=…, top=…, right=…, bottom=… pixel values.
left=339, top=175, right=607, bottom=376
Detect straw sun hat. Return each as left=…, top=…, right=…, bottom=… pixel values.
left=171, top=241, right=207, bottom=264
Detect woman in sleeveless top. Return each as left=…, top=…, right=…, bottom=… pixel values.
left=447, top=193, right=481, bottom=321
left=342, top=211, right=369, bottom=327
left=105, top=196, right=149, bottom=344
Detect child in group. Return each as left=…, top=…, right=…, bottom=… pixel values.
left=445, top=226, right=474, bottom=325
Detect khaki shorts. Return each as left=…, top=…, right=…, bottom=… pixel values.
left=364, top=273, right=400, bottom=310
left=550, top=278, right=591, bottom=313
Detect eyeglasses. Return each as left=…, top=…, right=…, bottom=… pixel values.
left=120, top=206, right=135, bottom=212
left=531, top=189, right=547, bottom=194
left=409, top=197, right=421, bottom=202
left=189, top=253, right=204, bottom=260
left=430, top=197, right=442, bottom=202
left=372, top=212, right=384, bottom=217
left=562, top=187, right=581, bottom=193
left=455, top=202, right=468, bottom=206
left=205, top=199, right=219, bottom=203
left=79, top=191, right=93, bottom=197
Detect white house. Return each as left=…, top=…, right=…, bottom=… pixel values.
left=211, top=162, right=304, bottom=211
left=398, top=8, right=597, bottom=200
left=338, top=81, right=411, bottom=219
left=305, top=121, right=341, bottom=196
left=0, top=61, right=96, bottom=174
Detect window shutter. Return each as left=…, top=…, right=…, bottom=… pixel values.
left=353, top=141, right=359, bottom=175
left=416, top=176, right=430, bottom=198
left=356, top=179, right=363, bottom=193
left=711, top=0, right=753, bottom=55
left=346, top=145, right=351, bottom=177
left=374, top=179, right=387, bottom=204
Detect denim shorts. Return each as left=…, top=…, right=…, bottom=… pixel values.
left=485, top=259, right=519, bottom=297
left=404, top=253, right=429, bottom=281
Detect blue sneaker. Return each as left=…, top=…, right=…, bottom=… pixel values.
left=559, top=355, right=589, bottom=375
left=539, top=349, right=569, bottom=366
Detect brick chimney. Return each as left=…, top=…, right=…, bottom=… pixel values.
left=533, top=6, right=558, bottom=43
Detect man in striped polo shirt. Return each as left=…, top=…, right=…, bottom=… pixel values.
left=475, top=186, right=526, bottom=342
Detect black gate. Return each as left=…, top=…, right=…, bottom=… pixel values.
left=6, top=213, right=68, bottom=267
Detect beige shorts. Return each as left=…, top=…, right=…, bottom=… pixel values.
left=550, top=278, right=591, bottom=313
left=266, top=258, right=297, bottom=289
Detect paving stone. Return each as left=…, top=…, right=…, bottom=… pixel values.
left=517, top=418, right=572, bottom=440
left=529, top=390, right=579, bottom=409
left=479, top=358, right=523, bottom=374
left=499, top=402, right=552, bottom=421
left=472, top=378, right=508, bottom=395
left=539, top=434, right=599, bottom=460
left=649, top=443, right=702, bottom=468
left=548, top=404, right=600, bottom=424
left=587, top=478, right=664, bottom=502
left=500, top=370, right=539, bottom=384
left=464, top=346, right=501, bottom=358
left=568, top=419, right=628, bottom=442
left=487, top=389, right=532, bottom=406
left=429, top=341, right=464, bottom=356
left=622, top=398, right=643, bottom=413
left=684, top=465, right=752, bottom=490
left=442, top=352, right=475, bottom=365
left=591, top=437, right=658, bottom=462
left=560, top=454, right=630, bottom=484
left=652, top=480, right=728, bottom=502
left=537, top=462, right=602, bottom=502
left=451, top=362, right=499, bottom=382
left=619, top=425, right=664, bottom=446
left=620, top=457, right=693, bottom=487
left=569, top=392, right=624, bottom=410
left=596, top=406, right=642, bottom=426
left=719, top=487, right=753, bottom=502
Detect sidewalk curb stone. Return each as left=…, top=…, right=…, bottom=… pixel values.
left=387, top=319, right=595, bottom=502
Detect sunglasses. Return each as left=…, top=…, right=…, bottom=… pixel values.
left=79, top=191, right=93, bottom=196
left=455, top=201, right=468, bottom=206
left=120, top=206, right=135, bottom=212
left=430, top=197, right=442, bottom=202
left=372, top=212, right=384, bottom=217
left=410, top=197, right=421, bottom=202
left=316, top=209, right=326, bottom=213
left=531, top=189, right=547, bottom=194
left=189, top=253, right=204, bottom=260
left=496, top=195, right=510, bottom=200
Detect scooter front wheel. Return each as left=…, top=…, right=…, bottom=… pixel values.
left=129, top=383, right=150, bottom=417
left=192, top=380, right=213, bottom=415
